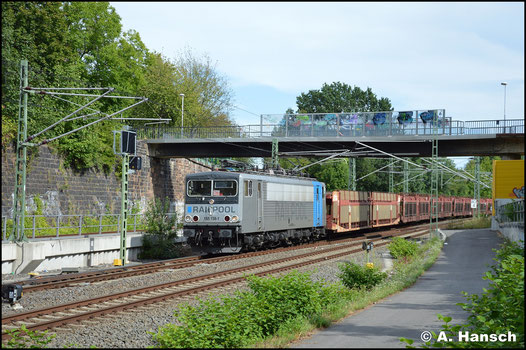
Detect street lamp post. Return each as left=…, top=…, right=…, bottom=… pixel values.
left=180, top=93, right=185, bottom=138
left=500, top=82, right=507, bottom=133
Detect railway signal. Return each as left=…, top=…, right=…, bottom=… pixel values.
left=113, top=127, right=139, bottom=266
left=362, top=241, right=374, bottom=264
left=1, top=284, right=23, bottom=305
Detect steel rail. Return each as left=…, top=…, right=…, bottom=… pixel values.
left=2, top=228, right=428, bottom=338
left=8, top=221, right=437, bottom=293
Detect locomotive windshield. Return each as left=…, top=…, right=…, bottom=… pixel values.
left=187, top=180, right=212, bottom=196
left=213, top=180, right=237, bottom=197
left=187, top=179, right=237, bottom=197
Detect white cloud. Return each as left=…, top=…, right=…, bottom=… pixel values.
left=111, top=2, right=524, bottom=120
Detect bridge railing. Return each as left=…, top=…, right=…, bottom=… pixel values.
left=495, top=199, right=525, bottom=225
left=462, top=119, right=524, bottom=135
left=136, top=113, right=524, bottom=140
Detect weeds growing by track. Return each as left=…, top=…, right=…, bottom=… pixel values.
left=152, top=237, right=444, bottom=348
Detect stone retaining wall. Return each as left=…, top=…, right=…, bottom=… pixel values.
left=1, top=141, right=210, bottom=219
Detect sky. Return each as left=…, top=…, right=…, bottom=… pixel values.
left=110, top=2, right=524, bottom=169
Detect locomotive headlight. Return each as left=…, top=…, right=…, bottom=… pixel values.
left=185, top=215, right=192, bottom=223
left=231, top=215, right=239, bottom=222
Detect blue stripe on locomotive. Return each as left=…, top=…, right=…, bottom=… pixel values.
left=312, top=181, right=324, bottom=227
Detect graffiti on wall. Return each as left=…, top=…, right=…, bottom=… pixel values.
left=512, top=186, right=524, bottom=199
left=272, top=109, right=446, bottom=137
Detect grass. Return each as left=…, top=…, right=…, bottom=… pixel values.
left=250, top=237, right=444, bottom=348
left=3, top=216, right=148, bottom=238
left=445, top=216, right=491, bottom=230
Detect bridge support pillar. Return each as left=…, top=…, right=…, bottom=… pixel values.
left=403, top=161, right=409, bottom=193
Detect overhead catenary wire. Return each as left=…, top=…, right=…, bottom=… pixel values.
left=25, top=88, right=115, bottom=142
left=24, top=88, right=144, bottom=99
left=35, top=98, right=148, bottom=146
left=421, top=158, right=491, bottom=189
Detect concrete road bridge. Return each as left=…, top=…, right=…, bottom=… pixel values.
left=137, top=110, right=524, bottom=159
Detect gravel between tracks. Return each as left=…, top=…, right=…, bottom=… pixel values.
left=2, top=243, right=391, bottom=348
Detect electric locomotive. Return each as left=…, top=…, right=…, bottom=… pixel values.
left=183, top=171, right=326, bottom=254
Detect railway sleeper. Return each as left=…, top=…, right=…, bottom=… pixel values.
left=27, top=317, right=52, bottom=323
left=80, top=320, right=99, bottom=325
left=68, top=324, right=87, bottom=328
left=126, top=295, right=151, bottom=300
left=78, top=306, right=100, bottom=311
left=38, top=314, right=63, bottom=319
left=2, top=325, right=22, bottom=331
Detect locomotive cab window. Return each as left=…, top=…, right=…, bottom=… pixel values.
left=187, top=180, right=212, bottom=197
left=244, top=180, right=253, bottom=197
left=213, top=180, right=237, bottom=197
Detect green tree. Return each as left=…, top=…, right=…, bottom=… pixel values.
left=172, top=48, right=235, bottom=128
left=1, top=1, right=147, bottom=172
left=1, top=2, right=235, bottom=175
left=295, top=81, right=392, bottom=113
left=131, top=48, right=236, bottom=131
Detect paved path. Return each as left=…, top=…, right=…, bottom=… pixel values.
left=293, top=229, right=502, bottom=348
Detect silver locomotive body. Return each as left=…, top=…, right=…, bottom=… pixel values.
left=183, top=171, right=326, bottom=254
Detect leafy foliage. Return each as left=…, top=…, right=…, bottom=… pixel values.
left=139, top=198, right=182, bottom=259
left=338, top=261, right=387, bottom=290
left=388, top=237, right=419, bottom=259
left=2, top=2, right=235, bottom=174
left=143, top=198, right=177, bottom=236
left=152, top=270, right=353, bottom=348
left=295, top=81, right=392, bottom=113
left=152, top=238, right=444, bottom=348
left=2, top=324, right=56, bottom=348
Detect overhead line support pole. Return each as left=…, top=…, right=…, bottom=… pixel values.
left=11, top=60, right=29, bottom=242
left=430, top=114, right=440, bottom=236
left=271, top=138, right=279, bottom=169
left=475, top=156, right=480, bottom=217
left=389, top=159, right=394, bottom=193
left=349, top=157, right=356, bottom=191
left=403, top=161, right=409, bottom=193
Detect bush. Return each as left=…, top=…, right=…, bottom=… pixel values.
left=246, top=270, right=324, bottom=334
left=144, top=198, right=177, bottom=236
left=338, top=262, right=387, bottom=290
left=154, top=291, right=265, bottom=348
left=139, top=198, right=180, bottom=259
left=152, top=270, right=350, bottom=348
left=140, top=234, right=186, bottom=260
left=388, top=237, right=418, bottom=259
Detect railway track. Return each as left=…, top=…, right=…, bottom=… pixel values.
left=3, top=220, right=448, bottom=294
left=2, top=228, right=430, bottom=341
